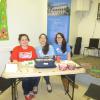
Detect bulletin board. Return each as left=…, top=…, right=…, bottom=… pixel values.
left=0, top=0, right=9, bottom=40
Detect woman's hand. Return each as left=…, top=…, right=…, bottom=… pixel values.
left=67, top=52, right=71, bottom=60
left=12, top=60, right=18, bottom=64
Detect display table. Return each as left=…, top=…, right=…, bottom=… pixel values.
left=1, top=60, right=85, bottom=100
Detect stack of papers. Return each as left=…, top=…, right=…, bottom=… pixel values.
left=21, top=60, right=35, bottom=67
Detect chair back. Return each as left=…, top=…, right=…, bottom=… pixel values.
left=89, top=38, right=99, bottom=48
left=10, top=51, right=13, bottom=62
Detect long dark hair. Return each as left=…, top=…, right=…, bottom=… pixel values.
left=55, top=32, right=67, bottom=53
left=39, top=33, right=49, bottom=55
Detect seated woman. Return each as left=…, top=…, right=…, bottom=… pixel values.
left=53, top=32, right=72, bottom=92
left=11, top=34, right=38, bottom=100
left=33, top=33, right=55, bottom=93
left=53, top=32, right=71, bottom=60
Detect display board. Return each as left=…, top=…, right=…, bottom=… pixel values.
left=47, top=0, right=71, bottom=44
left=0, top=0, right=9, bottom=40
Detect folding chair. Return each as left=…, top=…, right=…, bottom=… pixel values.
left=61, top=46, right=76, bottom=100
left=84, top=83, right=100, bottom=100
left=61, top=75, right=76, bottom=100
left=10, top=51, right=22, bottom=100
left=83, top=38, right=99, bottom=56
left=0, top=77, right=13, bottom=94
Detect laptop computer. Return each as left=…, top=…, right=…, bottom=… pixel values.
left=35, top=58, right=57, bottom=68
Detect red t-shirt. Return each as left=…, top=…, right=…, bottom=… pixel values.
left=11, top=46, right=37, bottom=62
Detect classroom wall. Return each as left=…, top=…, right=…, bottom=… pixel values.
left=69, top=0, right=100, bottom=86
left=77, top=0, right=100, bottom=54
left=0, top=0, right=47, bottom=75
left=69, top=0, right=79, bottom=50
left=0, top=0, right=100, bottom=75
left=69, top=0, right=100, bottom=55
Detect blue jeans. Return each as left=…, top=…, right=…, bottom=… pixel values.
left=34, top=76, right=50, bottom=86
left=22, top=77, right=40, bottom=95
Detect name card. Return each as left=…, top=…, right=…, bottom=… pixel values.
left=5, top=64, right=18, bottom=73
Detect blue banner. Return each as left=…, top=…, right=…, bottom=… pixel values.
left=47, top=0, right=71, bottom=44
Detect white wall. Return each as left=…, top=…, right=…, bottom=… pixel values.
left=69, top=0, right=79, bottom=51
left=1, top=0, right=100, bottom=75
left=77, top=0, right=100, bottom=53
left=69, top=0, right=100, bottom=55
left=7, top=0, right=47, bottom=47
left=0, top=0, right=47, bottom=75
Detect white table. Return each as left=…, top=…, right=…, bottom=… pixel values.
left=2, top=60, right=85, bottom=78
left=2, top=60, right=85, bottom=100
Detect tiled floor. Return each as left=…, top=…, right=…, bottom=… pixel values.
left=0, top=76, right=89, bottom=100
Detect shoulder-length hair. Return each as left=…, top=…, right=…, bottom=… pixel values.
left=18, top=34, right=30, bottom=41
left=55, top=32, right=67, bottom=53
left=39, top=33, right=49, bottom=55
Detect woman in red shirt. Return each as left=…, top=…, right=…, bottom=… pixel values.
left=11, top=34, right=38, bottom=100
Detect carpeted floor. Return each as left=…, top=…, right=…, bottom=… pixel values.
left=73, top=56, right=100, bottom=68
left=73, top=55, right=100, bottom=78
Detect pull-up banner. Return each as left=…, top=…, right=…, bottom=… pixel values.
left=47, top=0, right=71, bottom=44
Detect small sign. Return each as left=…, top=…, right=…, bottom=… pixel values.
left=5, top=64, right=18, bottom=73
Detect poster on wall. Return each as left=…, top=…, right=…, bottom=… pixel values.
left=0, top=0, right=9, bottom=40
left=47, top=0, right=71, bottom=44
